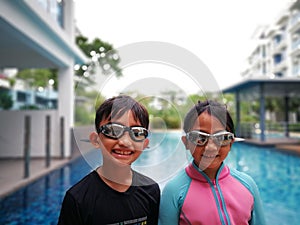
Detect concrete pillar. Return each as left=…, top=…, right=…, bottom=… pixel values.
left=235, top=91, right=241, bottom=137
left=58, top=62, right=74, bottom=158
left=63, top=0, right=75, bottom=41
left=284, top=96, right=290, bottom=137
left=259, top=84, right=266, bottom=142
left=56, top=0, right=76, bottom=158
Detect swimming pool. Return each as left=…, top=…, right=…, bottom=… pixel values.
left=0, top=132, right=299, bottom=224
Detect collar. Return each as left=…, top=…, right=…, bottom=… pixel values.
left=185, top=162, right=230, bottom=183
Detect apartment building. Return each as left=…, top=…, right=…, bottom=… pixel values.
left=242, top=0, right=300, bottom=79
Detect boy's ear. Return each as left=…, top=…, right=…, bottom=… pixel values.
left=181, top=136, right=189, bottom=150
left=89, top=131, right=101, bottom=148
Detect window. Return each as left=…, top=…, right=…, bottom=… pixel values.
left=274, top=54, right=282, bottom=64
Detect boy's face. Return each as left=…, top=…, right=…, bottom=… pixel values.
left=91, top=110, right=149, bottom=166
left=182, top=111, right=232, bottom=172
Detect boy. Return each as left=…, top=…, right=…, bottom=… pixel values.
left=58, top=95, right=160, bottom=225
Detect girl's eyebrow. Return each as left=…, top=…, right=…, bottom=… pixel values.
left=193, top=129, right=227, bottom=134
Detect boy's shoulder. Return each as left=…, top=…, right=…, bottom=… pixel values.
left=66, top=170, right=99, bottom=196
left=132, top=170, right=159, bottom=188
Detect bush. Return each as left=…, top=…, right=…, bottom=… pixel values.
left=0, top=92, right=13, bottom=109
left=75, top=106, right=93, bottom=126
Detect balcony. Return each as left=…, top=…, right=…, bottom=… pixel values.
left=273, top=60, right=287, bottom=74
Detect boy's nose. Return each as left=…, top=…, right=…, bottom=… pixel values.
left=118, top=131, right=132, bottom=146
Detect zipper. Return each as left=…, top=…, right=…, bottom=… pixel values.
left=214, top=179, right=231, bottom=225
left=207, top=179, right=227, bottom=225
left=192, top=162, right=231, bottom=225
left=204, top=168, right=231, bottom=225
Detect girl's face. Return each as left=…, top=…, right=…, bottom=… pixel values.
left=182, top=111, right=232, bottom=175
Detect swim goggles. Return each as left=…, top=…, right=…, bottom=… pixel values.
left=99, top=123, right=149, bottom=142
left=186, top=130, right=234, bottom=146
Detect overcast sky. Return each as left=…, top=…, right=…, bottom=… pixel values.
left=74, top=0, right=290, bottom=97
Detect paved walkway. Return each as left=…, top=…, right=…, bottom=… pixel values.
left=0, top=126, right=93, bottom=199
left=0, top=158, right=70, bottom=198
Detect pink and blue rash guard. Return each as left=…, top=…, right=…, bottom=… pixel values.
left=159, top=162, right=266, bottom=225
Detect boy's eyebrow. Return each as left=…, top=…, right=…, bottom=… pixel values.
left=105, top=121, right=145, bottom=127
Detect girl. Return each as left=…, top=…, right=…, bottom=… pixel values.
left=159, top=100, right=266, bottom=225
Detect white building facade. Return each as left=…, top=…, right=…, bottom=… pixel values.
left=242, top=0, right=300, bottom=79
left=0, top=0, right=87, bottom=158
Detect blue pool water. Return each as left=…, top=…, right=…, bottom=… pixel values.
left=0, top=132, right=300, bottom=225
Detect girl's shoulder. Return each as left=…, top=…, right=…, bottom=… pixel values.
left=229, top=167, right=259, bottom=194
left=162, top=167, right=191, bottom=194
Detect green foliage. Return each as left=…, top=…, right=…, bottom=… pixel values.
left=15, top=35, right=122, bottom=92
left=188, top=94, right=208, bottom=104
left=75, top=106, right=93, bottom=126
left=286, top=97, right=300, bottom=113
left=75, top=35, right=122, bottom=77
left=289, top=123, right=300, bottom=132
left=74, top=90, right=105, bottom=126
left=0, top=91, right=13, bottom=109
left=19, top=105, right=40, bottom=110
left=94, top=94, right=105, bottom=111
left=16, top=69, right=57, bottom=90
left=163, top=116, right=181, bottom=129
left=8, top=77, right=16, bottom=87
left=150, top=117, right=167, bottom=129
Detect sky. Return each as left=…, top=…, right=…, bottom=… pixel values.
left=74, top=0, right=291, bottom=97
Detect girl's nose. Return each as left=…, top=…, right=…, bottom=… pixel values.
left=205, top=138, right=219, bottom=150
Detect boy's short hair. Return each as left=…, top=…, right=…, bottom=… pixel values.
left=183, top=100, right=235, bottom=135
left=95, top=95, right=149, bottom=133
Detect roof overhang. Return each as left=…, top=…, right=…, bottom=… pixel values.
left=222, top=77, right=300, bottom=98
left=0, top=0, right=87, bottom=69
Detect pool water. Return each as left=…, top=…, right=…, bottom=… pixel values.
left=227, top=142, right=300, bottom=225
left=0, top=132, right=300, bottom=224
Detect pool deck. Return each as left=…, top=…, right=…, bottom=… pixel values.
left=0, top=126, right=92, bottom=199
left=244, top=138, right=300, bottom=155
left=0, top=157, right=71, bottom=199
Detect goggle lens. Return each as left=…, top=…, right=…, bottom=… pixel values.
left=99, top=123, right=148, bottom=142
left=187, top=131, right=234, bottom=146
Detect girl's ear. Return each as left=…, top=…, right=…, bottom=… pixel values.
left=181, top=136, right=189, bottom=150
left=89, top=131, right=101, bottom=148
left=143, top=138, right=149, bottom=150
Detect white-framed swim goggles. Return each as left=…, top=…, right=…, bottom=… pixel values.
left=99, top=123, right=149, bottom=142
left=186, top=130, right=234, bottom=146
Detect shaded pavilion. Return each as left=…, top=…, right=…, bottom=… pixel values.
left=222, top=77, right=300, bottom=142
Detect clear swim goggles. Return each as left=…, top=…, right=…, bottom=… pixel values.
left=99, top=123, right=149, bottom=142
left=186, top=130, right=234, bottom=146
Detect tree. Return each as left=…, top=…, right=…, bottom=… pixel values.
left=15, top=35, right=122, bottom=90
left=0, top=91, right=13, bottom=109
left=75, top=35, right=122, bottom=78
left=16, top=68, right=57, bottom=90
